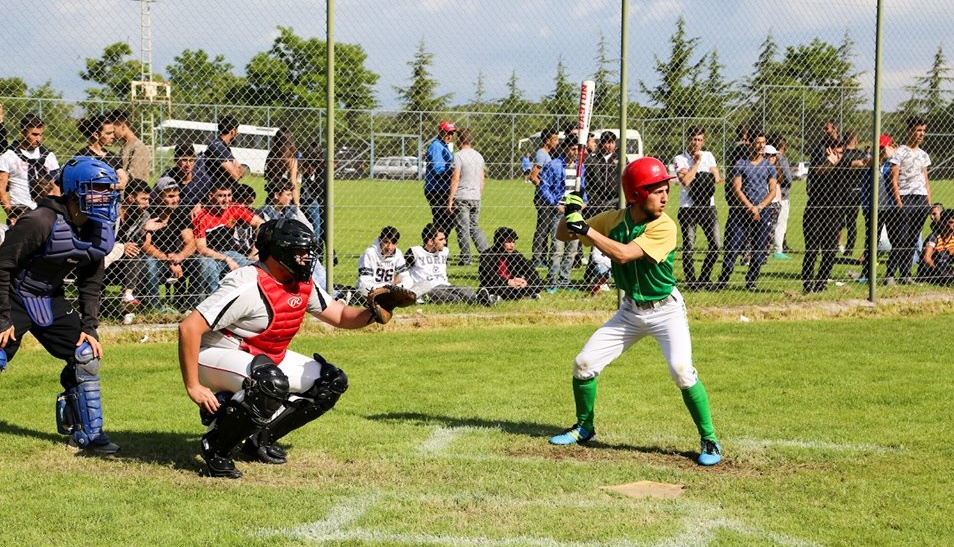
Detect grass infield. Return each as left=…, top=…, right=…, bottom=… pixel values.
left=0, top=306, right=950, bottom=546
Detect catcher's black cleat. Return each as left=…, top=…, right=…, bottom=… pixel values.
left=241, top=435, right=287, bottom=465
left=202, top=453, right=243, bottom=479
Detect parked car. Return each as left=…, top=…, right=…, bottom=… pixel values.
left=372, top=156, right=421, bottom=180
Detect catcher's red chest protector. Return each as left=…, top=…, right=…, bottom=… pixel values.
left=241, top=266, right=313, bottom=363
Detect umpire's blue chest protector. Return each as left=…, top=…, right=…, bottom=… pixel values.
left=15, top=213, right=115, bottom=326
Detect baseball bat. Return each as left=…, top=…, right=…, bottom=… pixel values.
left=575, top=80, right=595, bottom=191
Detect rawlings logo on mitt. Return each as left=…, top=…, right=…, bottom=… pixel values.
left=366, top=284, right=417, bottom=324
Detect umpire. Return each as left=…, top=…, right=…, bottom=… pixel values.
left=0, top=157, right=122, bottom=454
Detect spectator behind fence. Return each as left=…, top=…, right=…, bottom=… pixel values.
left=356, top=226, right=408, bottom=298
left=265, top=127, right=300, bottom=206
left=530, top=127, right=560, bottom=266
left=259, top=181, right=311, bottom=228
left=543, top=139, right=581, bottom=292
left=110, top=110, right=151, bottom=182
left=800, top=120, right=843, bottom=293
left=0, top=114, right=59, bottom=214
left=673, top=126, right=723, bottom=291
left=232, top=183, right=258, bottom=260
left=769, top=136, right=794, bottom=259
left=104, top=178, right=152, bottom=309
left=154, top=143, right=197, bottom=204
left=447, top=128, right=490, bottom=266
left=76, top=114, right=128, bottom=188
left=193, top=180, right=264, bottom=295
left=918, top=209, right=954, bottom=285
left=836, top=130, right=869, bottom=258
left=185, top=116, right=246, bottom=207
left=713, top=131, right=777, bottom=292
left=479, top=226, right=543, bottom=301
left=585, top=131, right=621, bottom=216
left=405, top=223, right=496, bottom=306
left=424, top=120, right=457, bottom=237
left=885, top=117, right=932, bottom=286
left=298, top=142, right=326, bottom=244
left=521, top=151, right=532, bottom=180
left=859, top=135, right=896, bottom=267
left=140, top=177, right=199, bottom=311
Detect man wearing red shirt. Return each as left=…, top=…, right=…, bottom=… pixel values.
left=194, top=180, right=264, bottom=295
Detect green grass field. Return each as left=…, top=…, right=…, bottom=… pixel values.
left=0, top=307, right=951, bottom=546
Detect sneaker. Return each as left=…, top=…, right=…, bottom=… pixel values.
left=771, top=252, right=791, bottom=260
left=476, top=287, right=497, bottom=307
left=545, top=287, right=559, bottom=294
left=68, top=434, right=121, bottom=455
left=883, top=276, right=896, bottom=286
left=548, top=424, right=595, bottom=445
left=898, top=276, right=916, bottom=285
left=697, top=439, right=722, bottom=466
left=203, top=453, right=243, bottom=479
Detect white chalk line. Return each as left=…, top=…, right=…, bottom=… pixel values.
left=258, top=494, right=821, bottom=547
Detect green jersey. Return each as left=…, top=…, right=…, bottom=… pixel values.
left=582, top=209, right=676, bottom=302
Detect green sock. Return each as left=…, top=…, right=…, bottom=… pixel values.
left=681, top=380, right=716, bottom=441
left=572, top=377, right=598, bottom=432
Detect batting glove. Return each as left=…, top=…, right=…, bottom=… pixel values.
left=565, top=212, right=590, bottom=236
left=561, top=191, right=585, bottom=216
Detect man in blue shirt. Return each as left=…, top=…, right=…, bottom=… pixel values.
left=424, top=120, right=456, bottom=237
left=711, top=132, right=777, bottom=291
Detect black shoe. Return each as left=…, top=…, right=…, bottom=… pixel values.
left=203, top=453, right=243, bottom=479
left=241, top=436, right=287, bottom=465
left=68, top=434, right=121, bottom=455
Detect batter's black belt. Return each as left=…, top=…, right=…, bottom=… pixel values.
left=631, top=294, right=677, bottom=310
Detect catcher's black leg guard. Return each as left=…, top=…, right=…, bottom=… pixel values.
left=201, top=356, right=289, bottom=477
left=56, top=342, right=120, bottom=455
left=249, top=354, right=348, bottom=459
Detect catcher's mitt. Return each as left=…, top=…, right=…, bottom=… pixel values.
left=366, top=284, right=417, bottom=324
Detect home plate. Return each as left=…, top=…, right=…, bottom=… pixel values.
left=603, top=480, right=684, bottom=499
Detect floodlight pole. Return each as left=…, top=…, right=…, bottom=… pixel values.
left=869, top=0, right=884, bottom=302
left=325, top=0, right=336, bottom=292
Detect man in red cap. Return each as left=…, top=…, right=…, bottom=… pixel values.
left=424, top=121, right=457, bottom=238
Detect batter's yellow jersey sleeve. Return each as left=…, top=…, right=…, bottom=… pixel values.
left=633, top=215, right=677, bottom=263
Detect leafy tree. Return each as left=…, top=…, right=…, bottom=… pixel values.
left=592, top=32, right=620, bottom=119
left=498, top=70, right=531, bottom=114
left=544, top=56, right=576, bottom=119
left=0, top=77, right=28, bottom=98
left=743, top=32, right=781, bottom=97
left=472, top=70, right=488, bottom=106
left=244, top=27, right=377, bottom=111
left=696, top=49, right=734, bottom=120
left=79, top=42, right=145, bottom=104
left=639, top=16, right=705, bottom=119
left=394, top=39, right=452, bottom=114
left=166, top=49, right=244, bottom=106
left=898, top=44, right=952, bottom=115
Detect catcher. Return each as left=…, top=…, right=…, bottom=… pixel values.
left=178, top=218, right=415, bottom=478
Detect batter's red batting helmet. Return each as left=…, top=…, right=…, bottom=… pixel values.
left=622, top=157, right=675, bottom=204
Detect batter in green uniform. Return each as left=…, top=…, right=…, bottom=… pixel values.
left=549, top=156, right=721, bottom=466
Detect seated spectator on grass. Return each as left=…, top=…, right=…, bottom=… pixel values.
left=479, top=226, right=544, bottom=301
left=140, top=177, right=199, bottom=310
left=232, top=183, right=258, bottom=260
left=356, top=225, right=409, bottom=298
left=105, top=178, right=151, bottom=308
left=258, top=181, right=311, bottom=228
left=193, top=180, right=264, bottom=294
left=918, top=209, right=954, bottom=285
left=406, top=223, right=496, bottom=306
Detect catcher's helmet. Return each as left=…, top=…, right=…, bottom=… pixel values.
left=57, top=156, right=120, bottom=223
left=622, top=157, right=674, bottom=205
left=256, top=218, right=319, bottom=282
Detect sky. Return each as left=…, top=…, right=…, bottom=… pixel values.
left=2, top=0, right=948, bottom=111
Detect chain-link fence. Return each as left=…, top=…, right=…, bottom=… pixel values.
left=1, top=0, right=951, bottom=322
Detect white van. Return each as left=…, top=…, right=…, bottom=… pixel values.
left=156, top=119, right=279, bottom=174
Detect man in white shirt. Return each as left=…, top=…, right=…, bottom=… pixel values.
left=673, top=126, right=723, bottom=290
left=406, top=223, right=495, bottom=306
left=885, top=116, right=932, bottom=284
left=0, top=114, right=59, bottom=214
left=356, top=226, right=409, bottom=297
